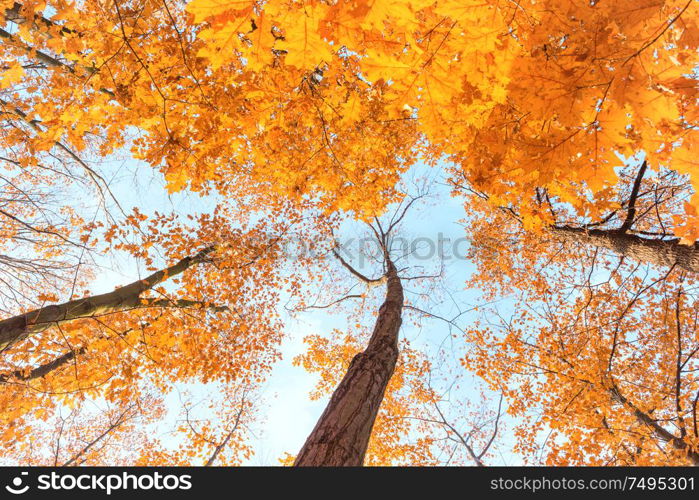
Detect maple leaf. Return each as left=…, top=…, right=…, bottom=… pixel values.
left=274, top=7, right=335, bottom=69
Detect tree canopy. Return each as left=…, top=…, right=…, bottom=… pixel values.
left=0, top=0, right=698, bottom=465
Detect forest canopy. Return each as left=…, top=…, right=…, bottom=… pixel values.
left=0, top=0, right=697, bottom=466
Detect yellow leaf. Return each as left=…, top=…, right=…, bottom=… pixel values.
left=0, top=63, right=24, bottom=88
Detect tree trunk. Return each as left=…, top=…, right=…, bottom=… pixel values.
left=294, top=262, right=404, bottom=466
left=0, top=246, right=214, bottom=351
left=551, top=226, right=699, bottom=274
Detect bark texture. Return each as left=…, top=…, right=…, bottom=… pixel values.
left=552, top=226, right=699, bottom=274
left=294, top=262, right=404, bottom=466
left=0, top=246, right=214, bottom=351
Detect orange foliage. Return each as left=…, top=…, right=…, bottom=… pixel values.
left=1, top=0, right=698, bottom=466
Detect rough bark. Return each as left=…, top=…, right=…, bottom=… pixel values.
left=551, top=226, right=699, bottom=274
left=0, top=246, right=214, bottom=352
left=294, top=262, right=404, bottom=466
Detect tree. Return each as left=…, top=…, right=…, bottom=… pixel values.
left=462, top=216, right=699, bottom=464
left=0, top=202, right=300, bottom=463
left=294, top=232, right=405, bottom=466
left=15, top=395, right=159, bottom=466
left=455, top=156, right=699, bottom=275
left=5, top=1, right=696, bottom=228
left=289, top=190, right=500, bottom=466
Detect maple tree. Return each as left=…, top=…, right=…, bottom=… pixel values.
left=0, top=200, right=302, bottom=464
left=463, top=232, right=699, bottom=465
left=456, top=180, right=699, bottom=464
left=287, top=191, right=504, bottom=465
left=183, top=0, right=698, bottom=236
left=291, top=195, right=431, bottom=466
left=1, top=0, right=698, bottom=466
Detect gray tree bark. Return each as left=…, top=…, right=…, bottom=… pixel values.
left=294, top=262, right=403, bottom=466
left=0, top=246, right=214, bottom=352
left=551, top=226, right=699, bottom=274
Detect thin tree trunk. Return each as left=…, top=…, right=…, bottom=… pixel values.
left=0, top=347, right=85, bottom=383
left=0, top=246, right=214, bottom=351
left=204, top=403, right=245, bottom=466
left=61, top=402, right=139, bottom=466
left=294, top=262, right=403, bottom=466
left=610, top=385, right=699, bottom=465
left=551, top=226, right=699, bottom=274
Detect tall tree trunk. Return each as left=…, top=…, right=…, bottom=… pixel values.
left=551, top=226, right=699, bottom=274
left=294, top=262, right=404, bottom=466
left=0, top=246, right=214, bottom=351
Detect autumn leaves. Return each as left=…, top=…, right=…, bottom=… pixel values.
left=0, top=0, right=698, bottom=465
